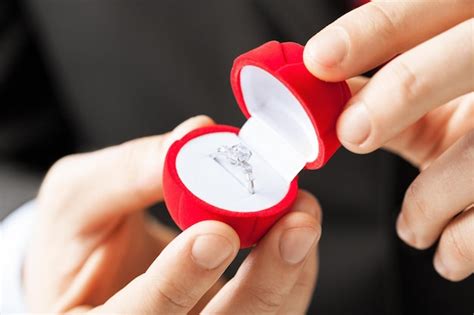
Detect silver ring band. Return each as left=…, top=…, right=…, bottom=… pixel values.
left=211, top=143, right=255, bottom=194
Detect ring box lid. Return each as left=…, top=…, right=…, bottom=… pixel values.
left=230, top=41, right=351, bottom=180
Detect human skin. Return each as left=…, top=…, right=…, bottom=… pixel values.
left=24, top=116, right=322, bottom=314
left=304, top=0, right=473, bottom=281
left=22, top=2, right=473, bottom=311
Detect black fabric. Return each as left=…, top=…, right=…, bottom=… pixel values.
left=0, top=0, right=73, bottom=214
left=1, top=1, right=472, bottom=313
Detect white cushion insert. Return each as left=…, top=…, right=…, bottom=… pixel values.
left=176, top=132, right=290, bottom=212
left=239, top=116, right=306, bottom=182
left=240, top=65, right=319, bottom=164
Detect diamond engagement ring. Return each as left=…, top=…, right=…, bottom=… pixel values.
left=211, top=143, right=255, bottom=194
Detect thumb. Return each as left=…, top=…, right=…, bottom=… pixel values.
left=90, top=221, right=239, bottom=314
left=39, top=115, right=214, bottom=229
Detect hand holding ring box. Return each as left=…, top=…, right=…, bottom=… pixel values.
left=163, top=41, right=351, bottom=248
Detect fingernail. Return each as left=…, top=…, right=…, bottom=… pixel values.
left=433, top=252, right=448, bottom=278
left=191, top=234, right=234, bottom=270
left=396, top=213, right=415, bottom=245
left=338, top=102, right=371, bottom=145
left=280, top=228, right=318, bottom=265
left=305, top=27, right=348, bottom=68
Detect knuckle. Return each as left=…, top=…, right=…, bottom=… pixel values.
left=117, top=139, right=163, bottom=198
left=37, top=154, right=90, bottom=216
left=388, top=59, right=425, bottom=104
left=154, top=278, right=198, bottom=311
left=404, top=179, right=433, bottom=222
left=443, top=224, right=472, bottom=264
left=246, top=285, right=285, bottom=313
left=294, top=262, right=317, bottom=292
left=39, top=154, right=82, bottom=197
left=293, top=277, right=315, bottom=295
left=47, top=154, right=81, bottom=178
left=117, top=142, right=141, bottom=181
left=364, top=2, right=399, bottom=43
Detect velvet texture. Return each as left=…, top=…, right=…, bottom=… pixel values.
left=163, top=125, right=298, bottom=248
left=231, top=41, right=351, bottom=169
left=163, top=41, right=350, bottom=247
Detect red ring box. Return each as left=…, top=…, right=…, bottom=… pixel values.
left=163, top=41, right=351, bottom=248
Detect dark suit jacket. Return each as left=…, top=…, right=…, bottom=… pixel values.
left=1, top=1, right=472, bottom=314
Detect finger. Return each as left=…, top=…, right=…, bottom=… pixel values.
left=396, top=131, right=474, bottom=249
left=68, top=306, right=93, bottom=313
left=434, top=206, right=474, bottom=282
left=144, top=217, right=227, bottom=315
left=189, top=278, right=225, bottom=315
left=93, top=221, right=239, bottom=314
left=347, top=76, right=369, bottom=95
left=145, top=214, right=180, bottom=249
left=203, top=190, right=321, bottom=314
left=336, top=19, right=474, bottom=153
left=304, top=0, right=472, bottom=81
left=278, top=247, right=318, bottom=315
left=39, top=115, right=214, bottom=230
left=278, top=191, right=320, bottom=314
left=383, top=92, right=474, bottom=169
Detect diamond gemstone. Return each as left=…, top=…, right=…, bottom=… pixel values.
left=230, top=144, right=252, bottom=163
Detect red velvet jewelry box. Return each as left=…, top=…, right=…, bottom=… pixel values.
left=163, top=41, right=351, bottom=248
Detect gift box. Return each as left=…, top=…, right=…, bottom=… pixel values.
left=163, top=41, right=351, bottom=248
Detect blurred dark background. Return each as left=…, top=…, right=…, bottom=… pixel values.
left=0, top=1, right=472, bottom=314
